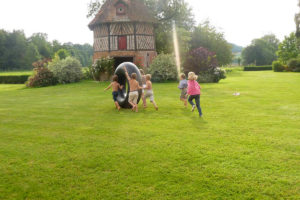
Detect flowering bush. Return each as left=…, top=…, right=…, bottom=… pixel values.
left=184, top=47, right=218, bottom=75
left=90, top=57, right=115, bottom=81
left=148, top=53, right=178, bottom=82
left=198, top=67, right=226, bottom=83
left=26, top=67, right=57, bottom=87
left=48, top=57, right=83, bottom=84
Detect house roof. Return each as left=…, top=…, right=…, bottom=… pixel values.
left=88, top=0, right=158, bottom=30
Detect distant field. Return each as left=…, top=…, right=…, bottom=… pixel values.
left=0, top=71, right=299, bottom=199
left=0, top=71, right=32, bottom=76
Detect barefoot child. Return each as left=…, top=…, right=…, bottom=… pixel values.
left=124, top=66, right=143, bottom=112
left=178, top=73, right=188, bottom=108
left=187, top=72, right=203, bottom=117
left=144, top=74, right=158, bottom=110
left=104, top=75, right=124, bottom=111
left=139, top=69, right=147, bottom=108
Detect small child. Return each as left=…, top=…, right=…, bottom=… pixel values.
left=144, top=74, right=158, bottom=110
left=178, top=73, right=188, bottom=108
left=124, top=66, right=143, bottom=112
left=187, top=72, right=203, bottom=117
left=104, top=75, right=124, bottom=111
left=139, top=69, right=147, bottom=108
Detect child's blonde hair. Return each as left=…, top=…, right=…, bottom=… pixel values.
left=140, top=69, right=145, bottom=75
left=131, top=73, right=137, bottom=79
left=188, top=72, right=198, bottom=81
left=146, top=74, right=152, bottom=80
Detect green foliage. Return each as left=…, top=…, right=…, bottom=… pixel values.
left=90, top=57, right=115, bottom=81
left=190, top=21, right=233, bottom=66
left=53, top=42, right=93, bottom=67
left=244, top=65, right=273, bottom=71
left=277, top=32, right=299, bottom=64
left=26, top=67, right=58, bottom=87
left=0, top=75, right=30, bottom=84
left=82, top=67, right=94, bottom=80
left=230, top=43, right=243, bottom=53
left=287, top=58, right=300, bottom=72
left=0, top=29, right=93, bottom=71
left=272, top=61, right=285, bottom=72
left=198, top=67, right=226, bottom=83
left=0, top=30, right=34, bottom=71
left=28, top=33, right=52, bottom=58
left=184, top=47, right=218, bottom=75
left=148, top=53, right=178, bottom=82
left=48, top=57, right=83, bottom=84
left=242, top=34, right=280, bottom=66
left=54, top=49, right=70, bottom=60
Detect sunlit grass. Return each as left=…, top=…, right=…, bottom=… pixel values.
left=0, top=71, right=299, bottom=199
left=0, top=71, right=32, bottom=76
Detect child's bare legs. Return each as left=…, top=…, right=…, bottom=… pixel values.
left=114, top=101, right=121, bottom=110
left=129, top=101, right=136, bottom=111
left=151, top=100, right=158, bottom=110
left=142, top=93, right=147, bottom=108
left=180, top=98, right=187, bottom=107
left=135, top=104, right=139, bottom=112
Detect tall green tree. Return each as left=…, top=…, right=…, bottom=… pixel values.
left=190, top=21, right=233, bottom=66
left=277, top=32, right=299, bottom=64
left=242, top=34, right=279, bottom=66
left=24, top=43, right=41, bottom=69
left=28, top=33, right=52, bottom=58
left=295, top=0, right=300, bottom=39
left=0, top=30, right=8, bottom=70
left=3, top=30, right=28, bottom=70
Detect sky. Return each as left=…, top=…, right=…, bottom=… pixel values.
left=0, top=0, right=298, bottom=47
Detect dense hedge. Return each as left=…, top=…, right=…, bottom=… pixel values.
left=244, top=66, right=273, bottom=71
left=0, top=75, right=30, bottom=84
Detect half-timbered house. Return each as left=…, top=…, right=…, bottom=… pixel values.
left=88, top=0, right=158, bottom=68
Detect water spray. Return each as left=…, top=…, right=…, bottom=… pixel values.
left=172, top=21, right=181, bottom=79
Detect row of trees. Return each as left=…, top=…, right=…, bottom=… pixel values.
left=0, top=30, right=93, bottom=71
left=88, top=0, right=234, bottom=67
left=242, top=32, right=300, bottom=66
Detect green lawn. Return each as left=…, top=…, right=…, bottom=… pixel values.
left=0, top=71, right=32, bottom=76
left=0, top=71, right=299, bottom=199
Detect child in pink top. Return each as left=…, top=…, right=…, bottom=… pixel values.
left=187, top=72, right=203, bottom=117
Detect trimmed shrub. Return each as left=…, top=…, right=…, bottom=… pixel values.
left=272, top=61, right=285, bottom=72
left=0, top=75, right=30, bottom=84
left=48, top=57, right=83, bottom=84
left=26, top=67, right=57, bottom=87
left=198, top=67, right=226, bottom=83
left=54, top=49, right=70, bottom=60
left=184, top=47, right=218, bottom=75
left=148, top=53, right=178, bottom=82
left=91, top=57, right=115, bottom=81
left=287, top=58, right=300, bottom=72
left=244, top=65, right=272, bottom=71
left=82, top=67, right=93, bottom=80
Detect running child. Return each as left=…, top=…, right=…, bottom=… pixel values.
left=187, top=72, right=203, bottom=117
left=144, top=74, right=158, bottom=110
left=139, top=69, right=147, bottom=108
left=124, top=66, right=143, bottom=112
left=178, top=73, right=188, bottom=108
left=104, top=75, right=124, bottom=111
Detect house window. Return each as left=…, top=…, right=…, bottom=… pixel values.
left=116, top=3, right=126, bottom=15
left=118, top=36, right=127, bottom=50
